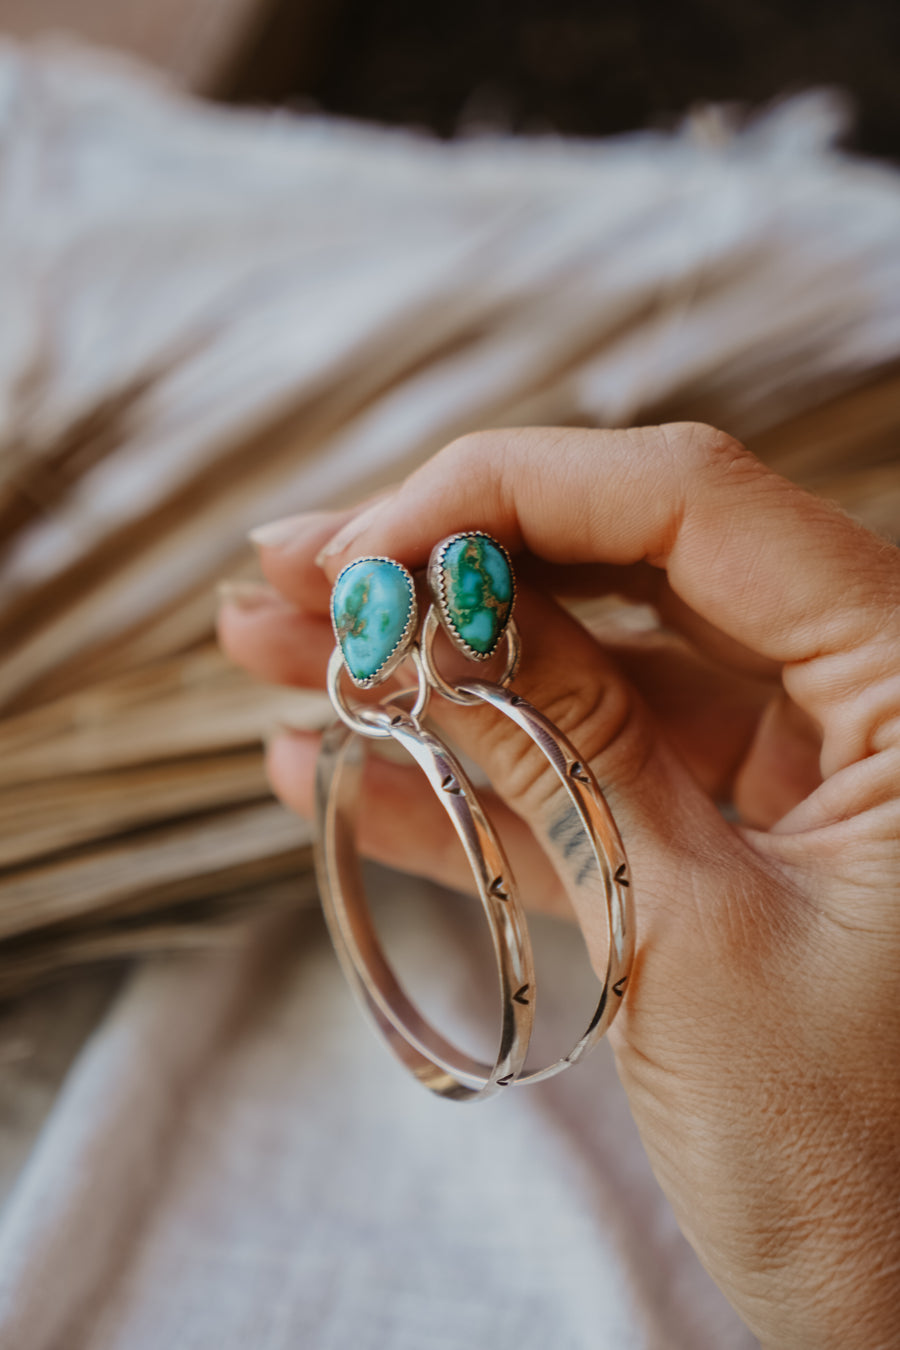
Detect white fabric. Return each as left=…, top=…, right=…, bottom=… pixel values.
left=0, top=886, right=756, bottom=1350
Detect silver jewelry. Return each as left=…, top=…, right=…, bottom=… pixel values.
left=424, top=529, right=520, bottom=703
left=327, top=555, right=430, bottom=735
left=422, top=531, right=636, bottom=1080
left=316, top=556, right=537, bottom=1100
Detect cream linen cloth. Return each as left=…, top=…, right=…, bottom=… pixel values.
left=0, top=888, right=755, bottom=1350
left=3, top=38, right=900, bottom=1350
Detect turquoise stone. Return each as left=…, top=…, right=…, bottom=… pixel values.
left=331, top=558, right=414, bottom=684
left=439, top=534, right=513, bottom=656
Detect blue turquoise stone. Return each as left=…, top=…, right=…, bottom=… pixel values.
left=440, top=535, right=513, bottom=656
left=331, top=558, right=414, bottom=683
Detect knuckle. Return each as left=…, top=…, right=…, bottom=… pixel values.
left=661, top=421, right=755, bottom=479
left=439, top=428, right=505, bottom=475
left=435, top=429, right=514, bottom=516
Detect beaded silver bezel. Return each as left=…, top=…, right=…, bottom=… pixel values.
left=426, top=531, right=516, bottom=662
left=330, top=555, right=418, bottom=689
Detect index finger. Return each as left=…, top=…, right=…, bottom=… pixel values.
left=312, top=423, right=900, bottom=777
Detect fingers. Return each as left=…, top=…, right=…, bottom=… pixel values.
left=251, top=502, right=779, bottom=680
left=217, top=582, right=333, bottom=688
left=732, top=692, right=824, bottom=830
left=262, top=586, right=733, bottom=985
left=249, top=500, right=386, bottom=615
left=609, top=632, right=782, bottom=803
left=530, top=558, right=781, bottom=680
left=220, top=578, right=787, bottom=811
left=267, top=727, right=570, bottom=918
left=248, top=507, right=354, bottom=614
left=391, top=589, right=736, bottom=971
left=232, top=572, right=728, bottom=975
left=258, top=424, right=900, bottom=778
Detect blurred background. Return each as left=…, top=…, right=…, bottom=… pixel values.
left=5, top=0, right=900, bottom=155
left=0, top=5, right=898, bottom=1345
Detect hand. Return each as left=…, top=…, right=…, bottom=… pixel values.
left=219, top=424, right=900, bottom=1349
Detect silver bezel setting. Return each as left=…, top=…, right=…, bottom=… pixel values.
left=330, top=555, right=418, bottom=689
left=426, top=530, right=516, bottom=662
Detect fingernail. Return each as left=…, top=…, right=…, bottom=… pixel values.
left=264, top=719, right=297, bottom=748
left=315, top=495, right=391, bottom=566
left=248, top=514, right=320, bottom=550
left=217, top=580, right=277, bottom=612
left=264, top=720, right=318, bottom=754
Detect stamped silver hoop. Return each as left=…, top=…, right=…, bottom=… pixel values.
left=315, top=707, right=536, bottom=1101
left=421, top=606, right=521, bottom=706
left=455, top=678, right=635, bottom=1082
left=326, top=645, right=430, bottom=739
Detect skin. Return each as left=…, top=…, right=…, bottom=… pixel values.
left=219, top=423, right=900, bottom=1349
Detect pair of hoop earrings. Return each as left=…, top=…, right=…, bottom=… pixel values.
left=314, top=532, right=634, bottom=1102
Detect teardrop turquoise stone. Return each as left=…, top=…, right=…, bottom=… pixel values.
left=331, top=558, right=414, bottom=683
left=439, top=535, right=513, bottom=656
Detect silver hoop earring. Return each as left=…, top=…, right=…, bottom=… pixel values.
left=316, top=555, right=536, bottom=1100
left=422, top=532, right=636, bottom=1081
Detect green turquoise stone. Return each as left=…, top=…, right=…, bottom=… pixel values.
left=332, top=558, right=413, bottom=683
left=440, top=535, right=513, bottom=655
